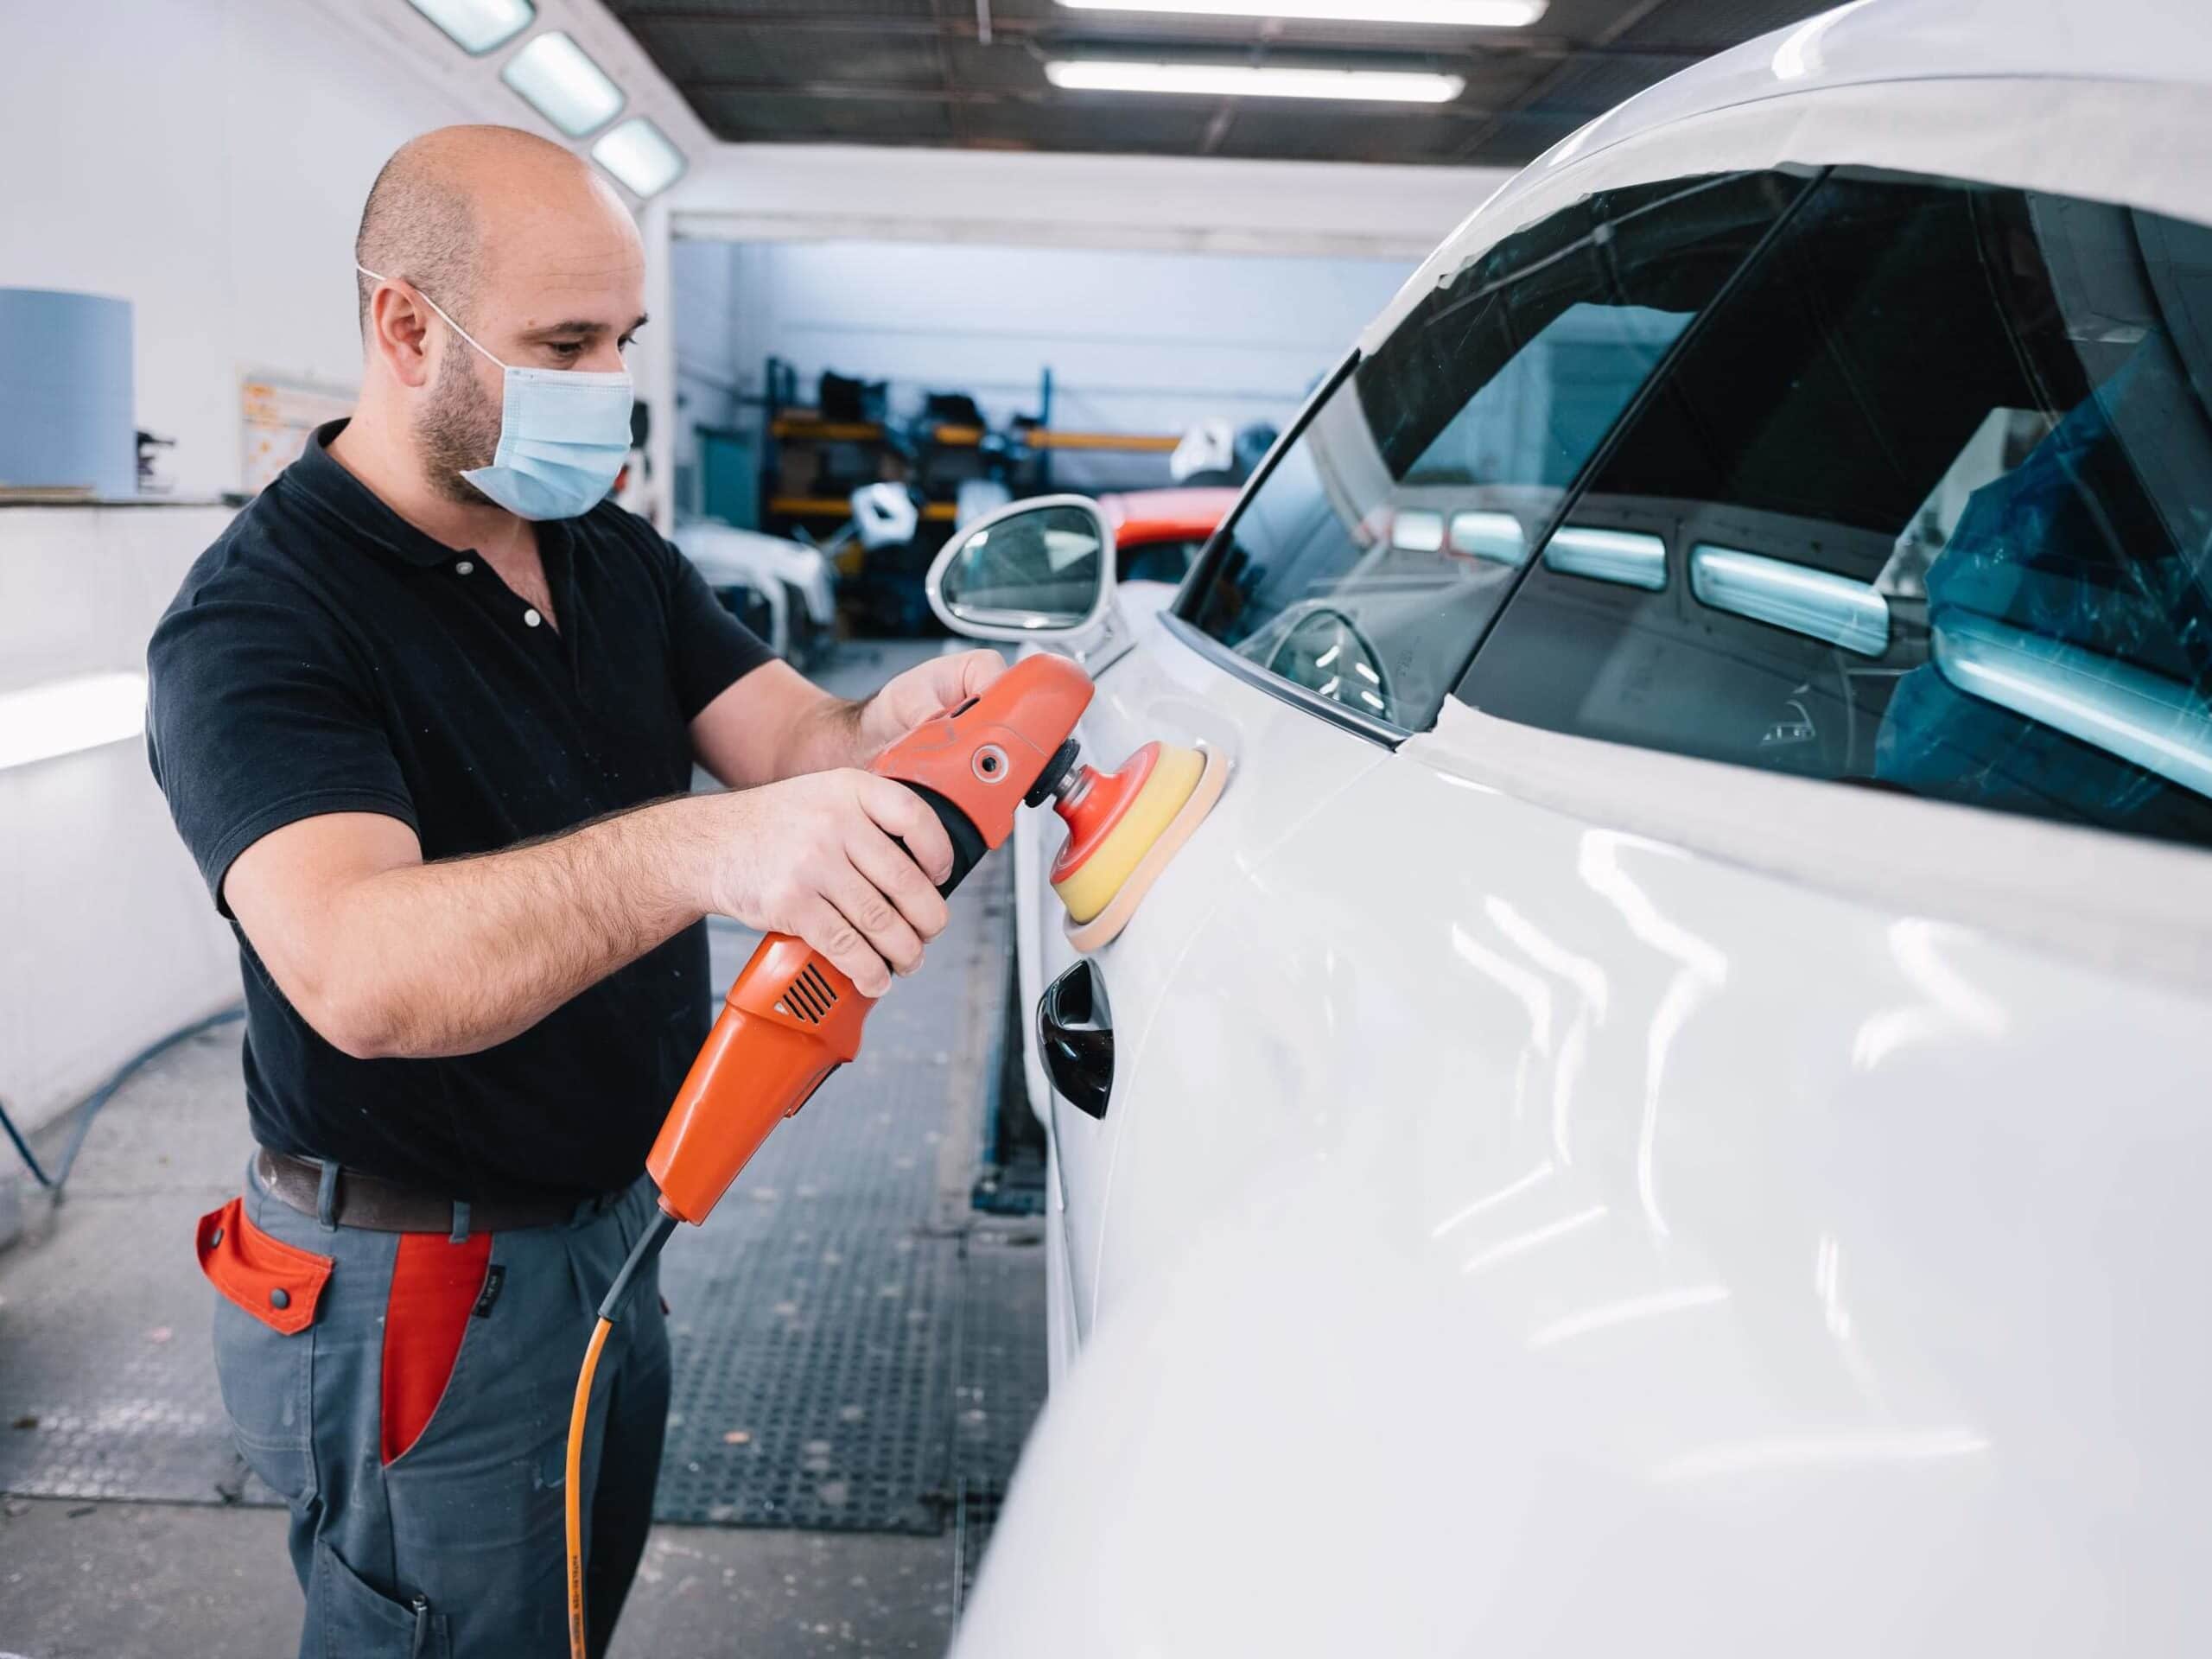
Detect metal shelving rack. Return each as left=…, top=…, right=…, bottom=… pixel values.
left=755, top=358, right=1182, bottom=542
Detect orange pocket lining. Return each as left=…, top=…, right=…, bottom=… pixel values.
left=380, top=1230, right=493, bottom=1465
left=196, top=1196, right=332, bottom=1337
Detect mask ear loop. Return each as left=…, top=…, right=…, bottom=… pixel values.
left=354, top=263, right=508, bottom=372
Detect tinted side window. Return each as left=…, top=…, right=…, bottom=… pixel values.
left=1179, top=172, right=1805, bottom=733
left=1458, top=171, right=2212, bottom=850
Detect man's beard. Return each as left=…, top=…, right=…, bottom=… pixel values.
left=415, top=346, right=504, bottom=507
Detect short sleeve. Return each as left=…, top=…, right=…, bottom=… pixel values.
left=660, top=532, right=776, bottom=719
left=147, top=563, right=417, bottom=917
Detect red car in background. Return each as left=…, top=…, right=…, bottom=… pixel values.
left=1096, top=487, right=1239, bottom=588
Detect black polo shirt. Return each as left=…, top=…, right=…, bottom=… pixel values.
left=147, top=421, right=772, bottom=1201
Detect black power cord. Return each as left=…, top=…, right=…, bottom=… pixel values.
left=0, top=1006, right=245, bottom=1193
left=599, top=1210, right=677, bottom=1325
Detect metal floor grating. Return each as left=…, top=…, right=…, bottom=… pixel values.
left=0, top=1022, right=279, bottom=1509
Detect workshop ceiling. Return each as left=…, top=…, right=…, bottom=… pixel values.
left=604, top=0, right=1838, bottom=168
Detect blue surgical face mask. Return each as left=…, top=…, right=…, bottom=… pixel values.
left=357, top=264, right=635, bottom=521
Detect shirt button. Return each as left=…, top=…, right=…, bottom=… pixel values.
left=455, top=560, right=474, bottom=575
left=524, top=608, right=543, bottom=628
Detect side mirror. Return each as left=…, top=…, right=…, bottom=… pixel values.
left=926, top=494, right=1116, bottom=642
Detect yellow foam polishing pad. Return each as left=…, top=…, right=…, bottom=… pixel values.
left=1050, top=742, right=1206, bottom=925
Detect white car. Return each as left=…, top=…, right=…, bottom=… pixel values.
left=931, top=0, right=2212, bottom=1652
left=672, top=518, right=837, bottom=667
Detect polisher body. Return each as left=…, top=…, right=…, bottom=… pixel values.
left=647, top=936, right=868, bottom=1224
left=646, top=652, right=1095, bottom=1226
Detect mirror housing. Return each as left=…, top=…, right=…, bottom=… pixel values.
left=926, top=493, right=1117, bottom=643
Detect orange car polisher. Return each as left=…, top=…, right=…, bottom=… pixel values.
left=563, top=652, right=1230, bottom=1658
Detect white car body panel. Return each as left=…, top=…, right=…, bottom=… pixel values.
left=1363, top=0, right=2212, bottom=358
left=671, top=519, right=837, bottom=650
left=1012, top=583, right=1388, bottom=1352
left=977, top=632, right=2212, bottom=1656
left=959, top=0, right=2212, bottom=1649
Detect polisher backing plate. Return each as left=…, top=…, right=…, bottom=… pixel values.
left=1050, top=741, right=1205, bottom=925
left=1062, top=743, right=1230, bottom=954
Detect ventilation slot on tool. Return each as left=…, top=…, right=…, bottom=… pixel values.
left=778, top=963, right=839, bottom=1024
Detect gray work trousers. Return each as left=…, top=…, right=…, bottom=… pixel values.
left=207, top=1158, right=670, bottom=1658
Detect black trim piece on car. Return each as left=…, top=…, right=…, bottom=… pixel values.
left=1156, top=612, right=1406, bottom=750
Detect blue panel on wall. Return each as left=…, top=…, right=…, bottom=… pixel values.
left=0, top=289, right=136, bottom=498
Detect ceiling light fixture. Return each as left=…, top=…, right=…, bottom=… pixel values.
left=500, top=30, right=626, bottom=137
left=405, top=0, right=535, bottom=56
left=592, top=117, right=689, bottom=200
left=1046, top=60, right=1465, bottom=103
left=1057, top=0, right=1546, bottom=26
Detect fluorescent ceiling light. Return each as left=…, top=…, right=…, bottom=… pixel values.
left=1543, top=526, right=1667, bottom=591
left=1058, top=0, right=1545, bottom=24
left=1392, top=509, right=1446, bottom=552
left=592, top=117, right=688, bottom=200
left=1690, top=544, right=1890, bottom=658
left=0, top=671, right=146, bottom=772
left=501, top=31, right=626, bottom=137
left=405, top=0, right=534, bottom=56
left=1451, top=510, right=1528, bottom=565
left=1933, top=613, right=2212, bottom=801
left=1046, top=60, right=1465, bottom=103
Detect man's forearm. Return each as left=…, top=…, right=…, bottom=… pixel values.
left=320, top=796, right=716, bottom=1060
left=771, top=691, right=871, bottom=779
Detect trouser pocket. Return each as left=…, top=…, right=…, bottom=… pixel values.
left=200, top=1197, right=330, bottom=1504
left=197, top=1195, right=332, bottom=1332
left=309, top=1539, right=452, bottom=1659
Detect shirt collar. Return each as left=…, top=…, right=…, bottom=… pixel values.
left=285, top=418, right=570, bottom=568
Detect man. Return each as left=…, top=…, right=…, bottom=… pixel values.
left=146, top=125, right=1001, bottom=1657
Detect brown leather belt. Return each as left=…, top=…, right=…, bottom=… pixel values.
left=252, top=1147, right=621, bottom=1234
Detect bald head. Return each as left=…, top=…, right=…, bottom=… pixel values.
left=346, top=124, right=646, bottom=511
left=353, top=124, right=634, bottom=336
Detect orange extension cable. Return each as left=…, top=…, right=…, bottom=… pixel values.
left=566, top=1315, right=613, bottom=1659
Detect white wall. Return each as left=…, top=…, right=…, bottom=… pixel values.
left=0, top=506, right=243, bottom=1132
left=672, top=236, right=1412, bottom=504
left=670, top=143, right=1508, bottom=264
left=0, top=0, right=491, bottom=1135
left=0, top=0, right=492, bottom=499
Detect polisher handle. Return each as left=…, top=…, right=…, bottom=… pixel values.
left=645, top=791, right=992, bottom=1224
left=899, top=785, right=990, bottom=899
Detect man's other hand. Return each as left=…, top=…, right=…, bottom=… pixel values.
left=855, top=649, right=1007, bottom=760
